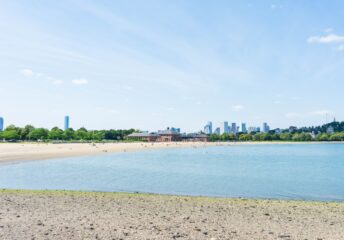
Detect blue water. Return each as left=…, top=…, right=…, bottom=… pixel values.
left=0, top=144, right=344, bottom=201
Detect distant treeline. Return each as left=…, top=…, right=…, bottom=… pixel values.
left=208, top=121, right=344, bottom=142
left=290, top=121, right=344, bottom=134
left=0, top=125, right=136, bottom=141
left=209, top=132, right=344, bottom=142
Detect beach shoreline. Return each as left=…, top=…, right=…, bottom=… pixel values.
left=0, top=141, right=342, bottom=165
left=0, top=189, right=343, bottom=239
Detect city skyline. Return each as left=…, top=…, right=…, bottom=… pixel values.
left=0, top=1, right=343, bottom=132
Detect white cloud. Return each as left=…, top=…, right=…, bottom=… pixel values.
left=72, top=78, right=88, bottom=85
left=309, top=110, right=333, bottom=116
left=270, top=4, right=283, bottom=9
left=51, top=79, right=64, bottom=85
left=195, top=101, right=202, bottom=105
left=21, top=68, right=34, bottom=76
left=167, top=107, right=175, bottom=111
left=232, top=105, right=244, bottom=111
left=324, top=28, right=333, bottom=33
left=308, top=34, right=344, bottom=44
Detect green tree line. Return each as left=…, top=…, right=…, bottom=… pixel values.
left=209, top=132, right=344, bottom=142
left=0, top=125, right=136, bottom=142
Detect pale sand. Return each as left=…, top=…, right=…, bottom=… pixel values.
left=1, top=141, right=340, bottom=165
left=0, top=142, right=216, bottom=164
left=0, top=190, right=343, bottom=240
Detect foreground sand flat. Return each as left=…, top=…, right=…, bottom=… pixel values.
left=0, top=190, right=343, bottom=240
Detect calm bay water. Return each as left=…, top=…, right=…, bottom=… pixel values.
left=0, top=144, right=344, bottom=201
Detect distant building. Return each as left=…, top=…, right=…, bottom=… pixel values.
left=127, top=132, right=160, bottom=142
left=203, top=121, right=213, bottom=135
left=182, top=133, right=209, bottom=142
left=170, top=127, right=181, bottom=133
left=241, top=123, right=247, bottom=133
left=248, top=126, right=260, bottom=133
left=0, top=117, right=3, bottom=131
left=220, top=121, right=229, bottom=134
left=214, top=127, right=221, bottom=135
left=157, top=127, right=182, bottom=142
left=274, top=128, right=282, bottom=134
left=327, top=126, right=334, bottom=134
left=262, top=122, right=270, bottom=133
left=64, top=116, right=70, bottom=130
left=231, top=123, right=237, bottom=134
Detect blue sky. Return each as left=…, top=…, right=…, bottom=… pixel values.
left=0, top=0, right=343, bottom=132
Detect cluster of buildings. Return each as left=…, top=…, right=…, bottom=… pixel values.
left=127, top=127, right=209, bottom=142
left=128, top=121, right=272, bottom=143
left=204, top=121, right=270, bottom=135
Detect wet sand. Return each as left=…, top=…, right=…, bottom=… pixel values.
left=0, top=189, right=343, bottom=240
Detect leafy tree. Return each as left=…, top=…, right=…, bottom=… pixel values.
left=28, top=128, right=49, bottom=140
left=239, top=134, right=252, bottom=141
left=329, top=132, right=344, bottom=141
left=48, top=127, right=64, bottom=140
left=75, top=127, right=89, bottom=140
left=21, top=125, right=35, bottom=140
left=63, top=128, right=75, bottom=140
left=292, top=133, right=312, bottom=141
left=280, top=133, right=292, bottom=141
left=1, top=130, right=20, bottom=140
left=315, top=133, right=330, bottom=141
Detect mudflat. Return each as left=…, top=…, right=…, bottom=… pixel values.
left=0, top=189, right=343, bottom=240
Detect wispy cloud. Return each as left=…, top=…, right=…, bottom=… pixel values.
left=285, top=110, right=333, bottom=118
left=308, top=34, right=344, bottom=44
left=232, top=105, right=244, bottom=111
left=21, top=68, right=34, bottom=77
left=309, top=110, right=333, bottom=116
left=72, top=78, right=88, bottom=85
left=20, top=69, right=65, bottom=85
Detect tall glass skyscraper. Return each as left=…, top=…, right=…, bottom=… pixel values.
left=241, top=123, right=247, bottom=133
left=220, top=121, right=229, bottom=134
left=204, top=121, right=213, bottom=134
left=0, top=117, right=3, bottom=131
left=262, top=122, right=270, bottom=133
left=231, top=123, right=237, bottom=134
left=64, top=116, right=70, bottom=130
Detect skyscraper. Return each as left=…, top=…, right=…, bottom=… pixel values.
left=241, top=123, right=247, bottom=133
left=0, top=117, right=3, bottom=131
left=262, top=122, right=270, bottom=133
left=231, top=123, right=237, bottom=134
left=64, top=116, right=70, bottom=130
left=220, top=121, right=229, bottom=134
left=203, top=121, right=213, bottom=134
left=214, top=127, right=221, bottom=135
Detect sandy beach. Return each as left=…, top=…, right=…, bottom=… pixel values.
left=0, top=142, right=215, bottom=164
left=0, top=189, right=343, bottom=240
